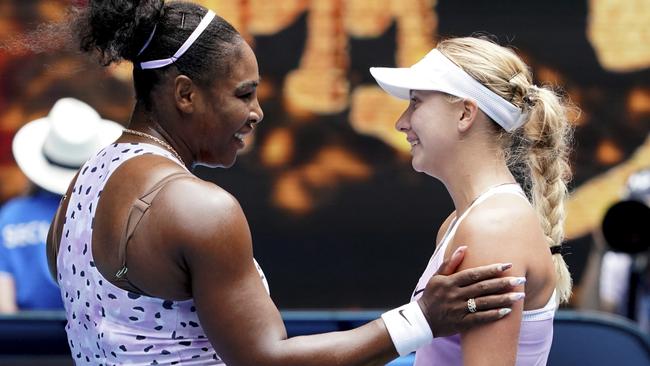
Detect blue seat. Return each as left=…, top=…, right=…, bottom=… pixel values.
left=549, top=310, right=650, bottom=366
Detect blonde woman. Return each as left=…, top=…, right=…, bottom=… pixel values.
left=371, top=37, right=574, bottom=365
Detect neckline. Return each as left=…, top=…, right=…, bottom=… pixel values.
left=112, top=142, right=189, bottom=171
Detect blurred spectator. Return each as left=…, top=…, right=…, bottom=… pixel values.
left=580, top=168, right=650, bottom=333
left=0, top=98, right=121, bottom=313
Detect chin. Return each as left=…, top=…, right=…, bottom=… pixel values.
left=411, top=157, right=425, bottom=173
left=196, top=156, right=238, bottom=169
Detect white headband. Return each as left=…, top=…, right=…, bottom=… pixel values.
left=139, top=10, right=216, bottom=70
left=370, top=49, right=527, bottom=132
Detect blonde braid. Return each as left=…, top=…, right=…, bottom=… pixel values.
left=522, top=86, right=574, bottom=303
left=438, top=37, right=574, bottom=303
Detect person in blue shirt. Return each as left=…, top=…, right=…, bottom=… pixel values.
left=0, top=188, right=63, bottom=311
left=0, top=98, right=121, bottom=313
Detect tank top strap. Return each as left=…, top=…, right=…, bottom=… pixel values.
left=437, top=183, right=528, bottom=252
left=470, top=183, right=528, bottom=207
left=455, top=183, right=527, bottom=229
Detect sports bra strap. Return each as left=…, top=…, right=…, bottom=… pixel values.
left=114, top=171, right=193, bottom=294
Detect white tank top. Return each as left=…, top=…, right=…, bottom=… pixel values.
left=411, top=183, right=557, bottom=366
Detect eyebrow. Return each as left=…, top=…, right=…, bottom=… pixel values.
left=235, top=79, right=260, bottom=92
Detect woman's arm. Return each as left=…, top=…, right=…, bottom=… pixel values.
left=174, top=183, right=522, bottom=366
left=450, top=198, right=547, bottom=366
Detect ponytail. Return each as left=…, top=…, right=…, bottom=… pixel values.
left=75, top=0, right=164, bottom=65
left=72, top=0, right=241, bottom=108
left=519, top=86, right=574, bottom=303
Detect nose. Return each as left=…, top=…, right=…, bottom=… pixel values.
left=249, top=99, right=264, bottom=125
left=395, top=108, right=411, bottom=132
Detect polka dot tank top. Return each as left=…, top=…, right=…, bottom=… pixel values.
left=57, top=142, right=269, bottom=365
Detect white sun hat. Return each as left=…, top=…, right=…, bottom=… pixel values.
left=12, top=98, right=123, bottom=195
left=369, top=49, right=527, bottom=132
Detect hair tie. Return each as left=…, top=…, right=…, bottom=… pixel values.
left=523, top=85, right=539, bottom=107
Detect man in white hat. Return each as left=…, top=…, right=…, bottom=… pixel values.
left=0, top=98, right=122, bottom=313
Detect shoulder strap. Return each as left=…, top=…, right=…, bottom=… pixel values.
left=442, top=184, right=528, bottom=249
left=114, top=172, right=192, bottom=284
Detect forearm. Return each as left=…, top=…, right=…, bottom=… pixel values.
left=224, top=319, right=398, bottom=366
left=275, top=319, right=397, bottom=366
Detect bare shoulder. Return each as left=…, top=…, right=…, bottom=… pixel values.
left=450, top=194, right=545, bottom=272
left=153, top=175, right=253, bottom=266
left=118, top=154, right=248, bottom=240
left=161, top=176, right=248, bottom=236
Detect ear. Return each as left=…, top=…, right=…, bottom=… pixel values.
left=174, top=75, right=196, bottom=114
left=458, top=98, right=479, bottom=133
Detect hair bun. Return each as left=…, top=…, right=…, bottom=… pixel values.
left=76, top=0, right=164, bottom=65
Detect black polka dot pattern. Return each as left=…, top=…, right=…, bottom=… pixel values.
left=56, top=143, right=231, bottom=365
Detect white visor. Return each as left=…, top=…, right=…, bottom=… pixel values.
left=369, top=49, right=526, bottom=132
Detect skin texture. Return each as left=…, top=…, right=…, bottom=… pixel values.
left=396, top=90, right=557, bottom=365
left=46, top=42, right=523, bottom=365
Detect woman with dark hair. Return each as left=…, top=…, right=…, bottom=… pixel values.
left=47, top=1, right=523, bottom=364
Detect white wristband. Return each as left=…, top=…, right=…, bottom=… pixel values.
left=381, top=301, right=434, bottom=356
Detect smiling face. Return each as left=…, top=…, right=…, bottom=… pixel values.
left=395, top=90, right=463, bottom=176
left=193, top=41, right=263, bottom=168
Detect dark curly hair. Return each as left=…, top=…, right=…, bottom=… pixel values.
left=73, top=0, right=242, bottom=108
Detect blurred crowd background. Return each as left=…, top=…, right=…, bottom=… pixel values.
left=0, top=0, right=649, bottom=314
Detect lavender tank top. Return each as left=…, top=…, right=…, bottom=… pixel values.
left=411, top=184, right=556, bottom=366
left=57, top=142, right=269, bottom=365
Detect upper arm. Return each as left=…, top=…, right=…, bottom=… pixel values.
left=449, top=200, right=534, bottom=365
left=169, top=183, right=395, bottom=366
left=174, top=184, right=287, bottom=364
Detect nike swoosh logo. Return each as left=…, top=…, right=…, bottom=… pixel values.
left=398, top=309, right=412, bottom=326
left=413, top=288, right=425, bottom=297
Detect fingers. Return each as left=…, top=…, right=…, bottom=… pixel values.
left=436, top=246, right=467, bottom=276
left=451, top=263, right=513, bottom=287
left=460, top=276, right=526, bottom=299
